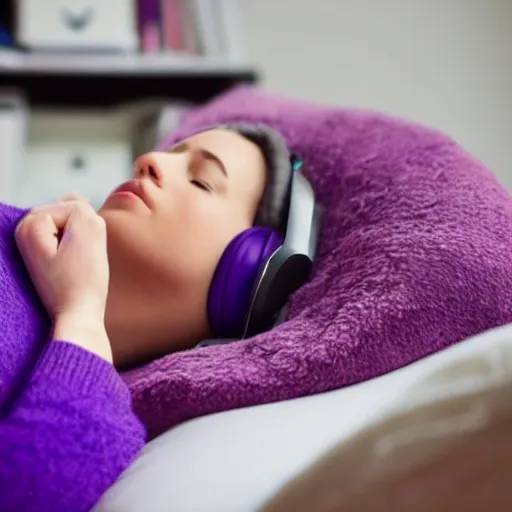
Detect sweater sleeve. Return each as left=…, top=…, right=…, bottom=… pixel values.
left=0, top=340, right=146, bottom=512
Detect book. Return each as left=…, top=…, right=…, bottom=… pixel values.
left=191, top=0, right=223, bottom=57
left=138, top=0, right=162, bottom=53
left=160, top=0, right=185, bottom=52
left=178, top=0, right=199, bottom=55
left=0, top=23, right=13, bottom=47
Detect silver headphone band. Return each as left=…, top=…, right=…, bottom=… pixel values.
left=282, top=170, right=319, bottom=260
left=242, top=167, right=320, bottom=338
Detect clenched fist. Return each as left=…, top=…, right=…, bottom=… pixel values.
left=15, top=196, right=113, bottom=362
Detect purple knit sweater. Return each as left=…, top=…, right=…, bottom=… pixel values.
left=0, top=203, right=146, bottom=512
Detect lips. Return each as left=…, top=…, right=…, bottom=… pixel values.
left=110, top=180, right=150, bottom=207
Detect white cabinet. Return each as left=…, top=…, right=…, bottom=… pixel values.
left=18, top=110, right=133, bottom=208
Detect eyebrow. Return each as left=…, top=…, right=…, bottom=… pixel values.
left=170, top=141, right=228, bottom=178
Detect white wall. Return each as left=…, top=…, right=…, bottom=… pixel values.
left=241, top=0, right=512, bottom=188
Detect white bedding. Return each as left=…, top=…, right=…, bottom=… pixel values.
left=95, top=322, right=512, bottom=512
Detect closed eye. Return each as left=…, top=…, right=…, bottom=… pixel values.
left=191, top=179, right=211, bottom=192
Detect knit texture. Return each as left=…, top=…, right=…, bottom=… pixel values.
left=123, top=85, right=512, bottom=441
left=0, top=204, right=146, bottom=512
left=0, top=205, right=47, bottom=409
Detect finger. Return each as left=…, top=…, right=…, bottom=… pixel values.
left=16, top=202, right=104, bottom=269
left=23, top=202, right=101, bottom=254
left=18, top=203, right=79, bottom=256
left=28, top=202, right=77, bottom=230
left=30, top=200, right=97, bottom=223
left=15, top=211, right=62, bottom=263
left=48, top=201, right=104, bottom=246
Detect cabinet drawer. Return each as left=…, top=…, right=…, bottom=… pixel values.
left=19, top=110, right=133, bottom=208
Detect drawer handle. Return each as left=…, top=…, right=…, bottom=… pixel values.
left=61, top=7, right=95, bottom=31
left=70, top=154, right=87, bottom=172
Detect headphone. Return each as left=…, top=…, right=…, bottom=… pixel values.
left=206, top=155, right=321, bottom=340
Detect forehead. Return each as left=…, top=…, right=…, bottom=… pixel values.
left=184, top=128, right=266, bottom=180
left=180, top=129, right=257, bottom=155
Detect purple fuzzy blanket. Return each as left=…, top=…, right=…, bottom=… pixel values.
left=122, top=85, right=512, bottom=440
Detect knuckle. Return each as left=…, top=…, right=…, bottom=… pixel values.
left=73, top=200, right=87, bottom=211
left=22, top=213, right=38, bottom=228
left=15, top=214, right=39, bottom=240
left=74, top=200, right=94, bottom=215
left=72, top=203, right=93, bottom=222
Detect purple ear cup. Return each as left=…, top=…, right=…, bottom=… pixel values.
left=207, top=227, right=284, bottom=339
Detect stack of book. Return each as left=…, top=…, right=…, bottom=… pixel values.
left=138, top=0, right=245, bottom=61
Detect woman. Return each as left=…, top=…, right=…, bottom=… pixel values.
left=0, top=124, right=291, bottom=511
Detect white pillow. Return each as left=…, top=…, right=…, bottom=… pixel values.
left=95, top=322, right=512, bottom=512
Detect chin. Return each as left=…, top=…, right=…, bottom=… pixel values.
left=100, top=209, right=139, bottom=252
left=98, top=204, right=136, bottom=225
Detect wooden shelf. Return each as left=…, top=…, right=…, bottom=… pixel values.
left=0, top=51, right=258, bottom=106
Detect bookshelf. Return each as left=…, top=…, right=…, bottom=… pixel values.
left=0, top=1, right=258, bottom=107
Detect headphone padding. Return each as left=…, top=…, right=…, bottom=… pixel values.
left=208, top=227, right=283, bottom=339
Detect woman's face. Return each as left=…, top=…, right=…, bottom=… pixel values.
left=98, top=129, right=267, bottom=366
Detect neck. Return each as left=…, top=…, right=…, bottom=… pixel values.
left=105, top=265, right=211, bottom=369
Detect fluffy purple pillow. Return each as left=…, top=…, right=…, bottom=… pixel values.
left=122, top=85, right=512, bottom=440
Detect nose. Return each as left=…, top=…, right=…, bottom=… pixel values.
left=134, top=153, right=164, bottom=187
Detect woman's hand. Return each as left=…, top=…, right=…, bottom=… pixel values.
left=15, top=196, right=113, bottom=362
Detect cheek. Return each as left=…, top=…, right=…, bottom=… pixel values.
left=164, top=190, right=251, bottom=238
left=154, top=195, right=249, bottom=277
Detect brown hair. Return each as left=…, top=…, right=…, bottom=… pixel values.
left=219, top=123, right=293, bottom=233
